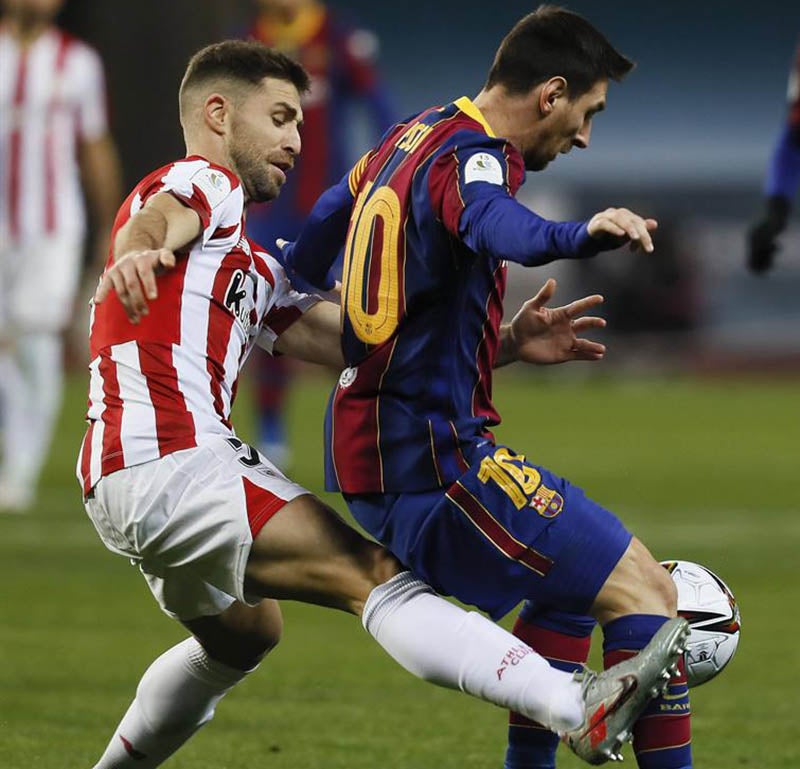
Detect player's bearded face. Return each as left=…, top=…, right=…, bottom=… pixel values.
left=228, top=79, right=302, bottom=204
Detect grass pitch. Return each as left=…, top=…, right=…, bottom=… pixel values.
left=0, top=369, right=797, bottom=768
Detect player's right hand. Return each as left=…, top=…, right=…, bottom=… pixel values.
left=746, top=196, right=790, bottom=274
left=93, top=248, right=176, bottom=323
left=747, top=219, right=780, bottom=273
left=587, top=207, right=658, bottom=253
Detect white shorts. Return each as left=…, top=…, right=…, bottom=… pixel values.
left=83, top=435, right=308, bottom=620
left=0, top=232, right=84, bottom=332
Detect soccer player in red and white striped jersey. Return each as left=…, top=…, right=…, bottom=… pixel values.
left=0, top=0, right=122, bottom=511
left=81, top=41, right=624, bottom=768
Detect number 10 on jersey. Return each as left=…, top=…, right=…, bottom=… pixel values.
left=342, top=180, right=402, bottom=345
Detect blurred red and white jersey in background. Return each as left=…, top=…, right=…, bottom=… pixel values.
left=0, top=26, right=108, bottom=243
left=78, top=158, right=319, bottom=496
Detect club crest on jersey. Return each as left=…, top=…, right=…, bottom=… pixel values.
left=224, top=269, right=252, bottom=333
left=529, top=485, right=564, bottom=518
left=339, top=366, right=357, bottom=388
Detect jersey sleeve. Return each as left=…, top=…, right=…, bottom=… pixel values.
left=428, top=138, right=599, bottom=266
left=765, top=41, right=800, bottom=199
left=283, top=171, right=356, bottom=290
left=255, top=253, right=322, bottom=354
left=75, top=45, right=109, bottom=141
left=143, top=161, right=242, bottom=246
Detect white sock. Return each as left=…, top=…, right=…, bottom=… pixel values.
left=0, top=347, right=27, bottom=479
left=17, top=332, right=62, bottom=484
left=362, top=571, right=584, bottom=732
left=0, top=333, right=62, bottom=492
left=93, top=637, right=255, bottom=768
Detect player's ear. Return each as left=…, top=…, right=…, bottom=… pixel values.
left=203, top=93, right=230, bottom=136
left=539, top=77, right=567, bottom=116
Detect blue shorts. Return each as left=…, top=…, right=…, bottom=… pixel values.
left=345, top=442, right=631, bottom=620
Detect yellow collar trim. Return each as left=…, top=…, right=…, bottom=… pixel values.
left=454, top=96, right=496, bottom=138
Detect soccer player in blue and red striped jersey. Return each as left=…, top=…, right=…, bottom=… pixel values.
left=285, top=6, right=693, bottom=767
left=747, top=36, right=800, bottom=273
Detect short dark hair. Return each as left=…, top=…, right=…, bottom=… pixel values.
left=180, top=40, right=310, bottom=103
left=486, top=5, right=634, bottom=98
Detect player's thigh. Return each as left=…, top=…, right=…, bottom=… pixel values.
left=590, top=536, right=678, bottom=626
left=183, top=598, right=283, bottom=670
left=87, top=437, right=307, bottom=617
left=348, top=443, right=633, bottom=621
left=245, top=493, right=402, bottom=616
left=10, top=234, right=82, bottom=331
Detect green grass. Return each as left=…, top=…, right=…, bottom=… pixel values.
left=0, top=369, right=797, bottom=768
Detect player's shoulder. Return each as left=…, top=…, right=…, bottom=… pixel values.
left=158, top=157, right=241, bottom=196
left=53, top=27, right=103, bottom=67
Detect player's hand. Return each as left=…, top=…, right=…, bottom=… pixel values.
left=93, top=248, right=176, bottom=324
left=587, top=207, right=658, bottom=253
left=509, top=278, right=606, bottom=365
left=276, top=238, right=339, bottom=300
left=746, top=196, right=790, bottom=274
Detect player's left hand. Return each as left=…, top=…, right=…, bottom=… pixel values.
left=587, top=207, right=658, bottom=253
left=93, top=248, right=176, bottom=323
left=510, top=278, right=606, bottom=365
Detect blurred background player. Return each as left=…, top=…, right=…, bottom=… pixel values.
left=244, top=0, right=395, bottom=469
left=747, top=36, right=800, bottom=273
left=0, top=0, right=122, bottom=511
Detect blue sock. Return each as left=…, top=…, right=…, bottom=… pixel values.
left=603, top=615, right=692, bottom=769
left=504, top=606, right=595, bottom=769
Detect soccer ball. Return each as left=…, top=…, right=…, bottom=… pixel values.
left=661, top=560, right=741, bottom=687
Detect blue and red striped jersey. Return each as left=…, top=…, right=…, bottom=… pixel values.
left=287, top=97, right=601, bottom=494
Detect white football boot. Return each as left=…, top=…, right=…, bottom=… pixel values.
left=563, top=617, right=690, bottom=764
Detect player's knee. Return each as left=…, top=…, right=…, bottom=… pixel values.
left=191, top=605, right=283, bottom=670
left=342, top=540, right=404, bottom=616
left=595, top=537, right=677, bottom=620
left=365, top=543, right=404, bottom=587
left=647, top=557, right=678, bottom=614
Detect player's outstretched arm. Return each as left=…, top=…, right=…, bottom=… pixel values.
left=94, top=193, right=202, bottom=323
left=273, top=301, right=345, bottom=369
left=586, top=207, right=657, bottom=253
left=496, top=278, right=606, bottom=367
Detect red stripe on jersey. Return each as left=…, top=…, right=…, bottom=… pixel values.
left=98, top=355, right=125, bottom=477
left=330, top=340, right=396, bottom=492
left=471, top=262, right=505, bottom=422
left=80, top=422, right=95, bottom=496
left=212, top=223, right=239, bottom=240
left=44, top=33, right=72, bottom=233
left=242, top=476, right=288, bottom=537
left=138, top=345, right=196, bottom=457
left=264, top=304, right=302, bottom=337
left=446, top=481, right=554, bottom=576
left=206, top=250, right=250, bottom=424
left=9, top=48, right=28, bottom=240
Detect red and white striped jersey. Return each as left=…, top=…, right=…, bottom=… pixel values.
left=77, top=157, right=319, bottom=495
left=0, top=25, right=108, bottom=243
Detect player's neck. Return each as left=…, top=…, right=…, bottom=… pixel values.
left=5, top=17, right=54, bottom=47
left=473, top=87, right=539, bottom=154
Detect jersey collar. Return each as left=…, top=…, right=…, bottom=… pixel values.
left=454, top=96, right=496, bottom=138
